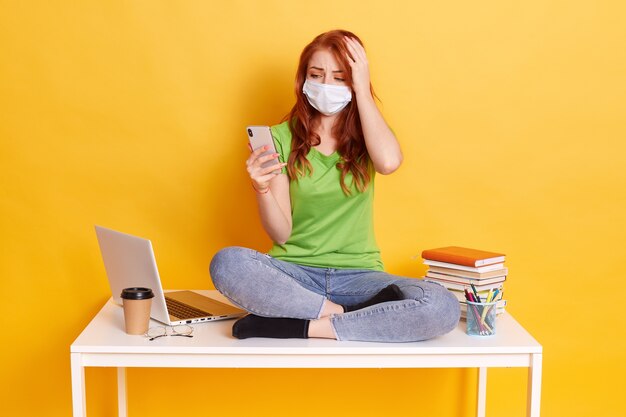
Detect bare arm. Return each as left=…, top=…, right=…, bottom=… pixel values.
left=345, top=37, right=403, bottom=175
left=246, top=146, right=292, bottom=244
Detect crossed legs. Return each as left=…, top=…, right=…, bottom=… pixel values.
left=210, top=247, right=460, bottom=342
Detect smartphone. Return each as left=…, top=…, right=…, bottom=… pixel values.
left=246, top=125, right=281, bottom=174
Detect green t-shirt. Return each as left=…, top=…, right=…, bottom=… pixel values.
left=267, top=121, right=383, bottom=271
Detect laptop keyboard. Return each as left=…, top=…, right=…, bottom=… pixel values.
left=165, top=296, right=212, bottom=320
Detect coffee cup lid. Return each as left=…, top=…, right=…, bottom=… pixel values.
left=121, top=287, right=154, bottom=300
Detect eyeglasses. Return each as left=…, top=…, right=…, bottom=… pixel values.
left=145, top=325, right=194, bottom=341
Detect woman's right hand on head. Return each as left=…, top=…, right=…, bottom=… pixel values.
left=246, top=145, right=287, bottom=192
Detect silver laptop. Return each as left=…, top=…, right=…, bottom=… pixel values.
left=95, top=226, right=245, bottom=325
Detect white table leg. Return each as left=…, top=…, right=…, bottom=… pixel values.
left=70, top=353, right=86, bottom=417
left=476, top=367, right=487, bottom=417
left=527, top=353, right=542, bottom=417
left=117, top=367, right=127, bottom=417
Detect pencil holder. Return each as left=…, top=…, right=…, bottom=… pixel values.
left=466, top=301, right=497, bottom=336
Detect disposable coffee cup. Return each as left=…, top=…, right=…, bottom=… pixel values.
left=120, top=287, right=154, bottom=335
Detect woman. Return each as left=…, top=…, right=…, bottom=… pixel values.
left=210, top=30, right=459, bottom=342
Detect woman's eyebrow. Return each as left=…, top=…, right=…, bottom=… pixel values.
left=308, top=66, right=344, bottom=73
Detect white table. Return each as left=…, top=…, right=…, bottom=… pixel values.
left=71, top=291, right=542, bottom=417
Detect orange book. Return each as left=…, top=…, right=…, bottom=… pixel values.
left=421, top=246, right=505, bottom=267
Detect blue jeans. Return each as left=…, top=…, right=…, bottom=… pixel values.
left=209, top=247, right=460, bottom=342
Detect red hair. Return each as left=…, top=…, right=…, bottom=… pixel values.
left=284, top=30, right=374, bottom=195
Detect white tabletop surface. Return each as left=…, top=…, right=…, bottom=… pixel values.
left=71, top=291, right=541, bottom=356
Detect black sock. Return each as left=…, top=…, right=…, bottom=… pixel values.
left=343, top=284, right=404, bottom=312
left=232, top=314, right=310, bottom=339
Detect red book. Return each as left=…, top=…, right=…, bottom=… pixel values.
left=421, top=246, right=505, bottom=267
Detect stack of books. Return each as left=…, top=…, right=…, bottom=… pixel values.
left=421, top=246, right=508, bottom=318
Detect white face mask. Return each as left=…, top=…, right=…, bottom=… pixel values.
left=302, top=80, right=352, bottom=116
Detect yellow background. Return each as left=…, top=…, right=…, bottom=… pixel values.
left=1, top=1, right=625, bottom=416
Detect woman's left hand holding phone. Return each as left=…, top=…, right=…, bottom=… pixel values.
left=246, top=145, right=286, bottom=193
